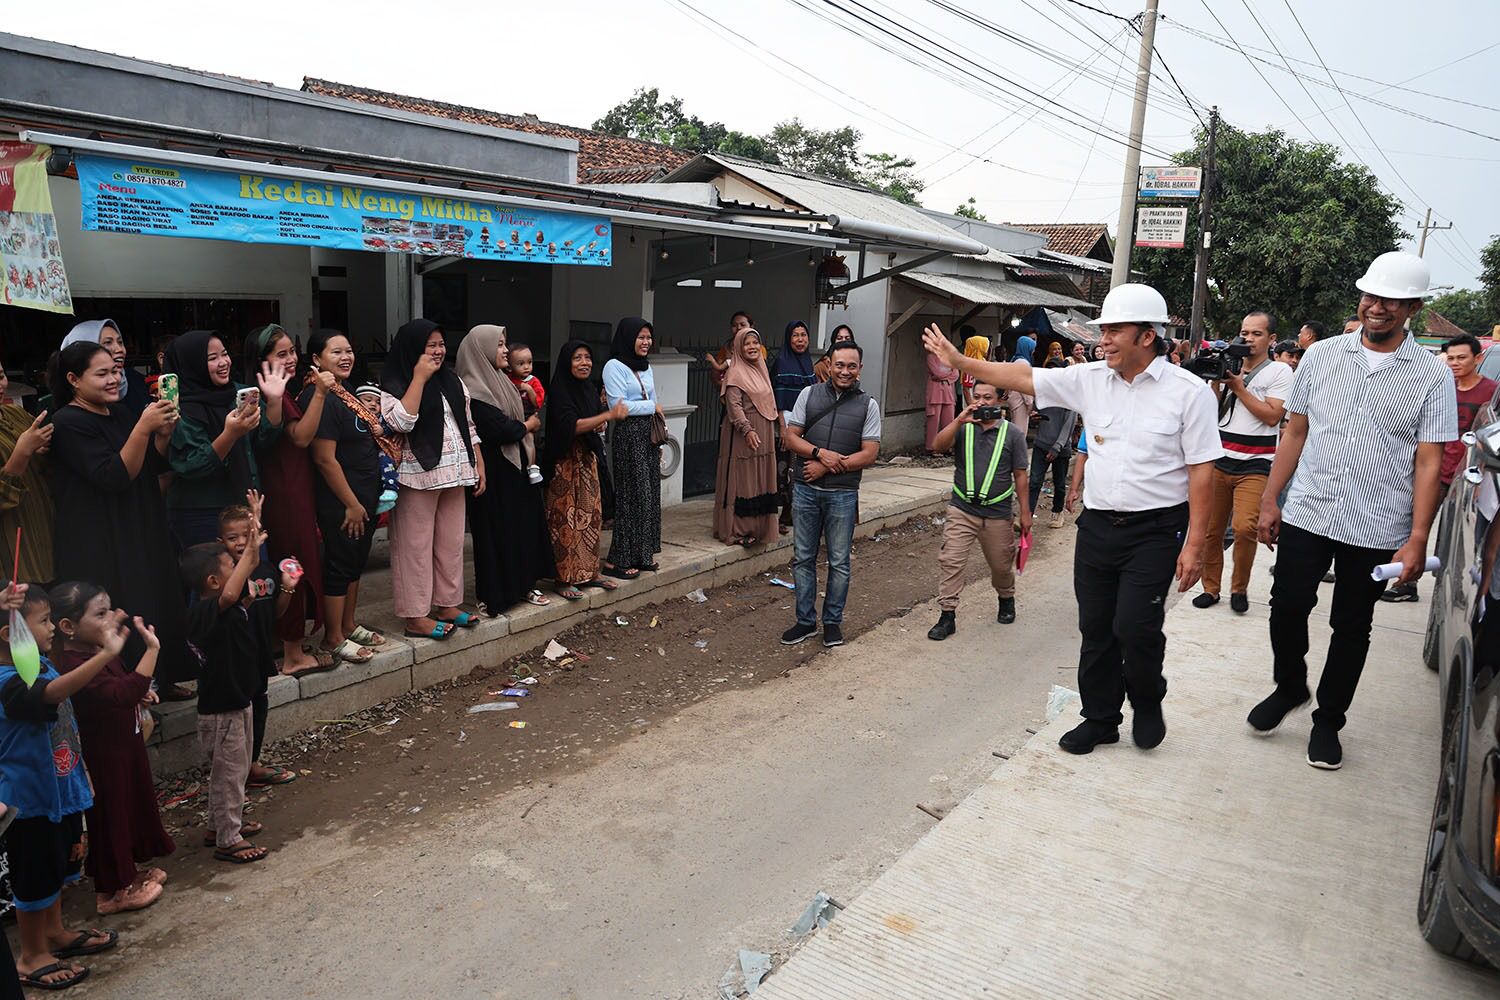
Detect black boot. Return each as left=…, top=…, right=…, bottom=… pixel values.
left=927, top=611, right=956, bottom=641
left=997, top=597, right=1016, bottom=624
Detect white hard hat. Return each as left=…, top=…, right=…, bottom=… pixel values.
left=1088, top=283, right=1171, bottom=326
left=1355, top=251, right=1430, bottom=300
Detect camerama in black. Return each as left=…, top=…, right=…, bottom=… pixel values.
left=972, top=405, right=1006, bottom=422
left=1184, top=339, right=1254, bottom=381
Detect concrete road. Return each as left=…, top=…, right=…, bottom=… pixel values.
left=75, top=524, right=1082, bottom=999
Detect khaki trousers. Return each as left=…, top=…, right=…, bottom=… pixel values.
left=937, top=508, right=1017, bottom=610
left=198, top=705, right=253, bottom=849
left=1202, top=468, right=1268, bottom=597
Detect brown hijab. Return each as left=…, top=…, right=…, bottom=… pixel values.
left=721, top=329, right=778, bottom=421
left=456, top=324, right=528, bottom=471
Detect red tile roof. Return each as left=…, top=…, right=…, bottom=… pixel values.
left=301, top=78, right=694, bottom=182
left=1422, top=310, right=1467, bottom=338
left=1006, top=223, right=1113, bottom=260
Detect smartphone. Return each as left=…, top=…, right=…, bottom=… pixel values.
left=235, top=386, right=260, bottom=411
left=157, top=372, right=179, bottom=408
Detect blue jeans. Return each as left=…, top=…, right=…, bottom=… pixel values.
left=792, top=482, right=859, bottom=625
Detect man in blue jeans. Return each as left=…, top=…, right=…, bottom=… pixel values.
left=780, top=341, right=883, bottom=648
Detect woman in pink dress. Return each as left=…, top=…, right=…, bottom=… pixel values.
left=924, top=347, right=957, bottom=453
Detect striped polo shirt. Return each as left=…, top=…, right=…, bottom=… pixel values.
left=1282, top=330, right=1458, bottom=549
left=1216, top=359, right=1295, bottom=475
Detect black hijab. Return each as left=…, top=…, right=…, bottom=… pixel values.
left=771, top=320, right=814, bottom=377
left=164, top=329, right=253, bottom=494
left=609, top=317, right=653, bottom=373
left=543, top=339, right=604, bottom=473
left=380, top=318, right=473, bottom=471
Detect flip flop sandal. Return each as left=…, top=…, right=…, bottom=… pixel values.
left=600, top=565, right=639, bottom=580
left=95, top=881, right=162, bottom=915
left=214, top=842, right=268, bottom=864
left=579, top=577, right=618, bottom=590
left=526, top=589, right=551, bottom=606
left=555, top=586, right=585, bottom=602
left=327, top=639, right=373, bottom=664
left=19, top=962, right=90, bottom=990
left=204, top=821, right=263, bottom=847
left=51, top=929, right=118, bottom=958
left=282, top=658, right=339, bottom=679
left=639, top=562, right=660, bottom=572
left=348, top=625, right=386, bottom=647
left=139, top=867, right=168, bottom=885
left=403, top=622, right=455, bottom=641
left=247, top=765, right=297, bottom=789
left=437, top=611, right=480, bottom=628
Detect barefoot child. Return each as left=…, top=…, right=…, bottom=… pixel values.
left=52, top=581, right=175, bottom=915
left=182, top=510, right=285, bottom=864
left=0, top=583, right=125, bottom=990
left=218, top=495, right=300, bottom=790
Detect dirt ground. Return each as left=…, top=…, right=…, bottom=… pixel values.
left=107, top=510, right=1001, bottom=905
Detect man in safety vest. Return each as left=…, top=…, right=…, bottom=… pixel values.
left=928, top=379, right=1031, bottom=639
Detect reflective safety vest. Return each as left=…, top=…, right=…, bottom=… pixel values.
left=952, top=420, right=1015, bottom=507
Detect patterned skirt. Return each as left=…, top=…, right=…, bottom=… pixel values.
left=545, top=439, right=603, bottom=585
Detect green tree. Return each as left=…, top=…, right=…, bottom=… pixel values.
left=1481, top=234, right=1500, bottom=323
left=862, top=152, right=925, bottom=205
left=762, top=119, right=866, bottom=182
left=955, top=197, right=987, bottom=221
left=1131, top=126, right=1406, bottom=338
left=1412, top=288, right=1491, bottom=335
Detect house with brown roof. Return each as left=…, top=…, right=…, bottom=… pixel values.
left=1006, top=222, right=1114, bottom=262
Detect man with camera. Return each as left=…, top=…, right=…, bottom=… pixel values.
left=1191, top=311, right=1295, bottom=614
left=923, top=284, right=1221, bottom=754
left=1255, top=252, right=1456, bottom=770
left=927, top=381, right=1030, bottom=640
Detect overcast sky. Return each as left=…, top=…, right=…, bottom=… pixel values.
left=13, top=0, right=1497, bottom=289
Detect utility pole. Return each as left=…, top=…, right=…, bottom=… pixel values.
left=1415, top=206, right=1451, bottom=258
left=1110, top=0, right=1160, bottom=289
left=1189, top=106, right=1219, bottom=345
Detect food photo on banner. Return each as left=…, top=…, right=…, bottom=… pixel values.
left=0, top=141, right=74, bottom=314
left=74, top=153, right=612, bottom=266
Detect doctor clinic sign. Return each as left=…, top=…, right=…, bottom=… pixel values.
left=76, top=154, right=612, bottom=266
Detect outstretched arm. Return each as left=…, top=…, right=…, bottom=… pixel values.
left=922, top=325, right=1035, bottom=397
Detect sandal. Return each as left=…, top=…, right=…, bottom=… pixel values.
left=555, top=586, right=585, bottom=602
left=247, top=765, right=297, bottom=789
left=600, top=565, right=639, bottom=580
left=526, top=589, right=551, bottom=607
left=214, top=841, right=268, bottom=864
left=578, top=577, right=617, bottom=591
left=324, top=639, right=373, bottom=664
left=204, top=821, right=263, bottom=847
left=138, top=866, right=168, bottom=886
left=282, top=657, right=338, bottom=679
left=639, top=562, right=660, bottom=572
left=19, top=962, right=90, bottom=990
left=51, top=929, right=118, bottom=959
left=436, top=611, right=480, bottom=629
left=95, top=880, right=162, bottom=915
left=403, top=622, right=455, bottom=641
left=348, top=625, right=386, bottom=647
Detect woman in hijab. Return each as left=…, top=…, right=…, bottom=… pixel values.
left=814, top=324, right=855, bottom=383
left=543, top=340, right=629, bottom=601
left=61, top=319, right=149, bottom=417
left=925, top=329, right=958, bottom=453
left=770, top=321, right=817, bottom=534
left=165, top=330, right=286, bottom=548
left=713, top=329, right=781, bottom=546
left=1043, top=341, right=1068, bottom=368
left=379, top=319, right=483, bottom=641
left=600, top=317, right=662, bottom=579
left=455, top=325, right=556, bottom=613
left=0, top=353, right=53, bottom=582
left=1011, top=333, right=1037, bottom=365
left=960, top=332, right=990, bottom=407
left=1092, top=343, right=1107, bottom=361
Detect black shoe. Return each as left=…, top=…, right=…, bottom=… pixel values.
left=1379, top=582, right=1419, bottom=603
left=780, top=622, right=818, bottom=645
left=927, top=612, right=956, bottom=641
left=822, top=623, right=844, bottom=647
left=1230, top=592, right=1249, bottom=614
left=1307, top=725, right=1343, bottom=770
left=997, top=597, right=1016, bottom=624
left=1246, top=686, right=1311, bottom=735
left=1058, top=720, right=1120, bottom=755
left=1132, top=703, right=1166, bottom=749
left=1191, top=592, right=1219, bottom=609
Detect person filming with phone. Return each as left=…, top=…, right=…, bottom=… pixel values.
left=923, top=284, right=1221, bottom=756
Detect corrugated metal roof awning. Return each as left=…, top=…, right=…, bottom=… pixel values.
left=900, top=272, right=1097, bottom=311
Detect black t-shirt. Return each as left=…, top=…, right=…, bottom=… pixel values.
left=240, top=564, right=278, bottom=684
left=299, top=386, right=381, bottom=508
left=187, top=570, right=275, bottom=713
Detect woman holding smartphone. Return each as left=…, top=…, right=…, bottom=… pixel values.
left=163, top=330, right=287, bottom=548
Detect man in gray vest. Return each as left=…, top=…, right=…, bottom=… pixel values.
left=928, top=380, right=1031, bottom=640
left=780, top=340, right=883, bottom=648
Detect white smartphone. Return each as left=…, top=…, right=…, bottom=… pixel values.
left=235, top=386, right=260, bottom=411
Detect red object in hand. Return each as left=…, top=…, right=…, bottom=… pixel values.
left=278, top=558, right=304, bottom=584
left=1015, top=532, right=1032, bottom=574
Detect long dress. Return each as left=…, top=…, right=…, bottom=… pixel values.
left=470, top=399, right=557, bottom=610
left=925, top=353, right=957, bottom=451
left=50, top=404, right=191, bottom=683
left=606, top=415, right=662, bottom=569
left=55, top=649, right=175, bottom=895
left=0, top=405, right=54, bottom=583
left=256, top=392, right=324, bottom=639
left=713, top=386, right=780, bottom=544
left=545, top=437, right=603, bottom=585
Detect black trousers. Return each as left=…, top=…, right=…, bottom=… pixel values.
left=1073, top=504, right=1188, bottom=725
left=1028, top=446, right=1071, bottom=514
left=1268, top=522, right=1393, bottom=730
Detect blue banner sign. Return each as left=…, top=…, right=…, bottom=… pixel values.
left=76, top=154, right=613, bottom=266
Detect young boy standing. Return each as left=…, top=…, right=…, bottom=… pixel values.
left=0, top=583, right=129, bottom=990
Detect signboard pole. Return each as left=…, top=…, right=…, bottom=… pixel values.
left=1110, top=0, right=1160, bottom=289
left=1189, top=106, right=1220, bottom=348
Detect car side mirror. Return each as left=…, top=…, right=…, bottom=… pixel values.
left=1475, top=420, right=1500, bottom=470
left=1462, top=431, right=1478, bottom=447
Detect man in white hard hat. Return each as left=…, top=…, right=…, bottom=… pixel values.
left=924, top=284, right=1222, bottom=755
left=1255, top=251, right=1457, bottom=770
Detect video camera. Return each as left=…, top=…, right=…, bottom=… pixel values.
left=972, top=405, right=1006, bottom=422
left=1184, top=339, right=1254, bottom=381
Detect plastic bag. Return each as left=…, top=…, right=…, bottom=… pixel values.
left=10, top=604, right=40, bottom=685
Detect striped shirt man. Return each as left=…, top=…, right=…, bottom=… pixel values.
left=1281, top=329, right=1457, bottom=550
left=1216, top=359, right=1295, bottom=475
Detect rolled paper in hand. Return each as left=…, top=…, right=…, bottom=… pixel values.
left=279, top=558, right=304, bottom=585
left=1370, top=556, right=1441, bottom=582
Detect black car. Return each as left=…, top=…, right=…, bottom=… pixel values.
left=1421, top=412, right=1500, bottom=965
